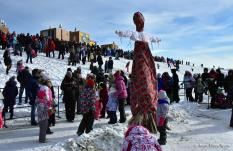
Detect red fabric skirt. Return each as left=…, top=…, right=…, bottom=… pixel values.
left=130, top=41, right=158, bottom=115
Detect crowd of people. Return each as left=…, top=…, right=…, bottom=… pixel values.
left=157, top=67, right=233, bottom=108
left=0, top=47, right=131, bottom=143
left=1, top=15, right=233, bottom=150
left=182, top=68, right=233, bottom=109
left=1, top=48, right=233, bottom=146
left=1, top=67, right=56, bottom=141
left=0, top=47, right=167, bottom=147
left=0, top=30, right=127, bottom=76
left=123, top=50, right=199, bottom=71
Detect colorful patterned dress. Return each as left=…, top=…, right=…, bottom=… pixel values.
left=116, top=31, right=159, bottom=133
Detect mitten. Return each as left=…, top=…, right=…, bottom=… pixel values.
left=159, top=117, right=165, bottom=127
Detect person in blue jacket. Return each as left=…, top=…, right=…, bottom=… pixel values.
left=157, top=73, right=164, bottom=91
left=27, top=69, right=40, bottom=125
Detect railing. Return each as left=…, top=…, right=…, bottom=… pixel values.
left=0, top=81, right=229, bottom=123
left=0, top=86, right=64, bottom=120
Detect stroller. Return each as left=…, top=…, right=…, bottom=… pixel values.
left=212, top=88, right=231, bottom=109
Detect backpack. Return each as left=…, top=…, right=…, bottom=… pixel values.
left=31, top=49, right=37, bottom=58
left=213, top=93, right=231, bottom=109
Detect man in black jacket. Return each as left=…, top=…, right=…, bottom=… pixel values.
left=216, top=68, right=225, bottom=88
left=25, top=33, right=33, bottom=63
left=27, top=69, right=40, bottom=125
left=61, top=71, right=76, bottom=122
left=97, top=54, right=103, bottom=69
left=171, top=69, right=180, bottom=103
left=58, top=40, right=65, bottom=59
left=73, top=67, right=84, bottom=114
left=201, top=68, right=210, bottom=94
left=17, top=67, right=31, bottom=105
left=107, top=57, right=113, bottom=73
left=224, top=70, right=233, bottom=94
left=3, top=49, right=12, bottom=74
left=2, top=76, right=18, bottom=120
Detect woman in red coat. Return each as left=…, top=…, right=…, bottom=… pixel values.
left=116, top=12, right=161, bottom=133
left=99, top=82, right=108, bottom=118
left=1, top=33, right=7, bottom=50
left=45, top=38, right=55, bottom=58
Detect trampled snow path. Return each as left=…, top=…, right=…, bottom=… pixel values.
left=0, top=108, right=130, bottom=151
left=165, top=102, right=233, bottom=151
left=1, top=102, right=232, bottom=151
left=0, top=49, right=233, bottom=151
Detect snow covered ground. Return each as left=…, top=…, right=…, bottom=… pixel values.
left=0, top=49, right=232, bottom=151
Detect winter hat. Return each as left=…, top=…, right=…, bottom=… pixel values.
left=67, top=68, right=72, bottom=72
left=171, top=68, right=176, bottom=73
left=217, top=88, right=224, bottom=94
left=32, top=68, right=39, bottom=77
left=98, top=82, right=106, bottom=89
left=25, top=66, right=29, bottom=71
left=193, top=73, right=198, bottom=79
left=114, top=70, right=120, bottom=78
left=87, top=73, right=95, bottom=80
left=156, top=73, right=161, bottom=79
left=76, top=66, right=81, bottom=74
left=66, top=71, right=72, bottom=77
left=41, top=72, right=49, bottom=81
left=124, top=125, right=139, bottom=138
left=86, top=79, right=95, bottom=88
left=158, top=90, right=169, bottom=101
left=9, top=76, right=16, bottom=81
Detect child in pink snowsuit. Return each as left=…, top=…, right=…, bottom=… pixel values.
left=95, top=99, right=103, bottom=120
left=121, top=125, right=162, bottom=151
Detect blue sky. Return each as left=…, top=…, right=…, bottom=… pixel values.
left=1, top=0, right=233, bottom=68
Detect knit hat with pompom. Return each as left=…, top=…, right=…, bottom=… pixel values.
left=86, top=79, right=95, bottom=88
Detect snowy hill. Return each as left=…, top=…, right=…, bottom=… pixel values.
left=0, top=50, right=232, bottom=151
left=0, top=48, right=205, bottom=88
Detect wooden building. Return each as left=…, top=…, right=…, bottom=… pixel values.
left=40, top=27, right=70, bottom=41
left=70, top=31, right=90, bottom=43
left=0, top=20, right=9, bottom=34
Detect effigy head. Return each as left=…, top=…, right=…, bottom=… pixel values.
left=133, top=12, right=145, bottom=32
